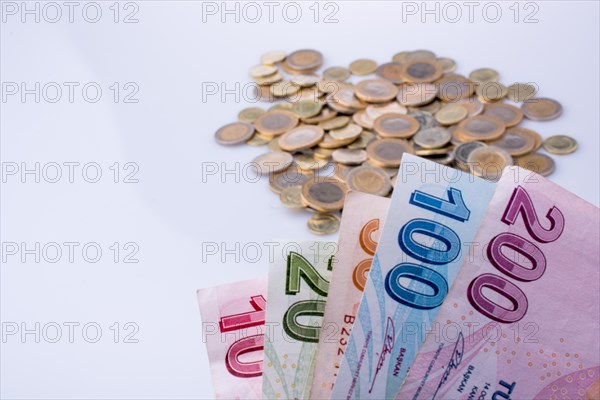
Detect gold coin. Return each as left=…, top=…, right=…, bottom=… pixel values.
left=514, top=153, right=555, bottom=176
left=319, top=116, right=350, bottom=130
left=332, top=148, right=368, bottom=165
left=396, top=83, right=437, bottom=106
left=476, top=82, right=508, bottom=103
left=373, top=113, right=420, bottom=139
left=330, top=88, right=367, bottom=110
left=507, top=83, right=537, bottom=102
left=488, top=129, right=535, bottom=156
left=286, top=49, right=323, bottom=72
left=328, top=99, right=360, bottom=114
left=366, top=102, right=407, bottom=119
left=279, top=185, right=304, bottom=209
left=329, top=123, right=363, bottom=141
left=413, top=127, right=451, bottom=149
left=313, top=147, right=334, bottom=160
left=278, top=125, right=325, bottom=152
left=332, top=163, right=355, bottom=183
left=252, top=151, right=294, bottom=175
left=346, top=165, right=392, bottom=197
left=543, top=135, right=577, bottom=154
left=238, top=107, right=265, bottom=123
left=260, top=50, right=286, bottom=65
left=268, top=137, right=281, bottom=152
left=376, top=62, right=404, bottom=84
left=366, top=138, right=414, bottom=168
left=400, top=59, right=443, bottom=83
left=318, top=134, right=356, bottom=149
left=521, top=98, right=563, bottom=121
left=295, top=153, right=328, bottom=171
left=455, top=97, right=484, bottom=116
left=509, top=127, right=542, bottom=151
left=307, top=213, right=340, bottom=235
left=483, top=103, right=524, bottom=127
left=405, top=50, right=436, bottom=60
left=469, top=68, right=499, bottom=84
left=449, top=125, right=466, bottom=146
left=323, top=66, right=351, bottom=82
left=255, top=72, right=283, bottom=86
left=411, top=100, right=441, bottom=114
left=349, top=59, right=378, bottom=75
left=271, top=81, right=301, bottom=98
left=254, top=110, right=299, bottom=137
left=435, top=104, right=468, bottom=125
left=317, top=80, right=351, bottom=94
left=352, top=110, right=375, bottom=130
left=269, top=102, right=293, bottom=111
left=269, top=167, right=313, bottom=194
left=414, top=144, right=454, bottom=157
left=392, top=51, right=411, bottom=63
left=437, top=75, right=476, bottom=101
left=456, top=115, right=505, bottom=141
left=347, top=130, right=375, bottom=149
left=436, top=57, right=457, bottom=73
left=454, top=141, right=486, bottom=168
left=354, top=79, right=398, bottom=103
left=215, top=122, right=255, bottom=145
left=246, top=134, right=270, bottom=146
left=289, top=74, right=320, bottom=88
left=301, top=179, right=347, bottom=212
left=467, top=146, right=513, bottom=181
left=249, top=64, right=278, bottom=78
left=302, top=107, right=337, bottom=124
left=291, top=100, right=323, bottom=118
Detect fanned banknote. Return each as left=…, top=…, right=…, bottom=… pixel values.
left=331, top=154, right=496, bottom=399
left=263, top=241, right=337, bottom=400
left=310, top=192, right=390, bottom=400
left=396, top=167, right=600, bottom=400
left=197, top=277, right=268, bottom=399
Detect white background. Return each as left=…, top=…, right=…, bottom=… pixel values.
left=1, top=1, right=599, bottom=398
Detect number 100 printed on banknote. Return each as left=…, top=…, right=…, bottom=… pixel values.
left=331, top=154, right=496, bottom=399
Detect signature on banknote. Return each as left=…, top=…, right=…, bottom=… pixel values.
left=368, top=317, right=396, bottom=393
left=432, top=332, right=465, bottom=400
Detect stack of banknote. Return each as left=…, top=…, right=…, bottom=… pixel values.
left=197, top=154, right=600, bottom=400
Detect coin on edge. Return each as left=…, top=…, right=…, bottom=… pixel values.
left=301, top=179, right=347, bottom=212
left=543, top=135, right=577, bottom=155
left=215, top=122, right=255, bottom=145
left=521, top=98, right=563, bottom=121
left=514, top=153, right=555, bottom=176
left=346, top=165, right=392, bottom=197
left=307, top=213, right=340, bottom=235
left=252, top=151, right=294, bottom=175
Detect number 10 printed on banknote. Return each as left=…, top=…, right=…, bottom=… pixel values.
left=331, top=154, right=496, bottom=399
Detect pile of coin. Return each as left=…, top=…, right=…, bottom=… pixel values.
left=215, top=49, right=577, bottom=234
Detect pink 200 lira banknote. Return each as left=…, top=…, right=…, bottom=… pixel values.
left=197, top=278, right=268, bottom=399
left=397, top=167, right=600, bottom=400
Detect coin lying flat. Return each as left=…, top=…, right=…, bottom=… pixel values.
left=349, top=59, right=377, bottom=75
left=456, top=115, right=505, bottom=141
left=392, top=51, right=411, bottom=63
left=246, top=134, right=270, bottom=146
left=413, top=127, right=452, bottom=149
left=252, top=151, right=294, bottom=175
left=291, top=100, right=323, bottom=118
left=301, top=179, right=347, bottom=212
left=278, top=125, right=325, bottom=152
left=437, top=75, right=476, bottom=101
left=454, top=141, right=487, bottom=171
left=366, top=138, right=414, bottom=167
left=467, top=146, right=513, bottom=181
left=295, top=153, right=328, bottom=170
left=254, top=110, right=299, bottom=137
left=329, top=123, right=363, bottom=141
left=318, top=133, right=356, bottom=149
left=483, top=103, right=523, bottom=127
left=332, top=148, right=368, bottom=165
left=271, top=81, right=301, bottom=97
left=406, top=50, right=436, bottom=60
left=543, top=135, right=577, bottom=154
left=330, top=88, right=367, bottom=110
left=396, top=83, right=437, bottom=106
left=408, top=110, right=438, bottom=130
left=280, top=186, right=304, bottom=209
left=435, top=104, right=468, bottom=125
left=255, top=72, right=283, bottom=86
left=352, top=110, right=375, bottom=130
left=307, top=213, right=340, bottom=235
left=238, top=107, right=265, bottom=123
left=269, top=167, right=313, bottom=194
left=514, top=152, right=555, bottom=176
left=476, top=82, right=508, bottom=103
left=507, top=83, right=537, bottom=102
left=469, top=68, right=499, bottom=84
left=290, top=74, right=320, bottom=87
left=521, top=98, right=563, bottom=121
left=286, top=49, right=323, bottom=72
left=323, top=66, right=351, bottom=82
left=373, top=113, right=420, bottom=138
left=488, top=129, right=535, bottom=156
left=509, top=127, right=542, bottom=151
left=319, top=116, right=350, bottom=130
left=249, top=64, right=278, bottom=78
left=215, top=122, right=255, bottom=145
left=456, top=97, right=484, bottom=116
left=436, top=57, right=456, bottom=73
left=354, top=79, right=399, bottom=103
left=260, top=50, right=286, bottom=65
left=400, top=59, right=443, bottom=83
left=375, top=62, right=404, bottom=84
left=366, top=102, right=407, bottom=119
left=347, top=130, right=375, bottom=149
left=302, top=107, right=337, bottom=124
left=346, top=165, right=392, bottom=197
